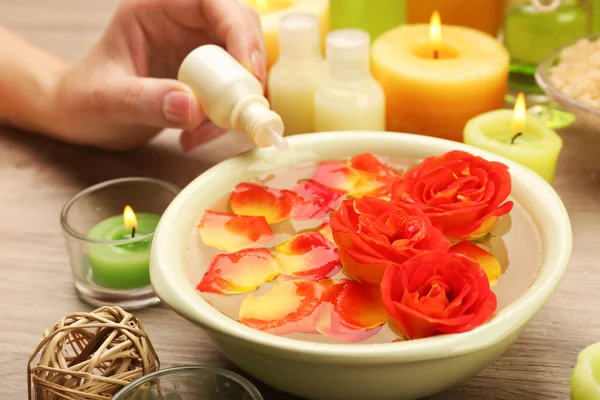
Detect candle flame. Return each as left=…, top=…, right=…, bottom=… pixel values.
left=429, top=11, right=442, bottom=45
left=123, top=205, right=138, bottom=231
left=256, top=0, right=267, bottom=8
left=511, top=92, right=527, bottom=135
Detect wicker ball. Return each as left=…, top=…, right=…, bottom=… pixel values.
left=27, top=306, right=160, bottom=399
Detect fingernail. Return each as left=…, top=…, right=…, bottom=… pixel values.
left=163, top=91, right=192, bottom=125
left=251, top=50, right=266, bottom=83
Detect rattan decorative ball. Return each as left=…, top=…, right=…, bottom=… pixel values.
left=27, top=306, right=160, bottom=399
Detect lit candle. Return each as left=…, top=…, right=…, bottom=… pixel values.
left=371, top=11, right=509, bottom=142
left=463, top=93, right=563, bottom=184
left=407, top=0, right=506, bottom=38
left=87, top=206, right=161, bottom=290
left=571, top=342, right=600, bottom=400
left=242, top=0, right=329, bottom=71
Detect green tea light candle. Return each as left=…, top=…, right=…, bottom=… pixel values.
left=571, top=341, right=600, bottom=400
left=463, top=93, right=563, bottom=184
left=88, top=206, right=160, bottom=290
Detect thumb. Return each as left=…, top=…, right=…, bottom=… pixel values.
left=102, top=77, right=204, bottom=128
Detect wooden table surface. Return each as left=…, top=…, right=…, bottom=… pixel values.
left=1, top=1, right=599, bottom=399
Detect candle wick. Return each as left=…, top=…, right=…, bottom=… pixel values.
left=433, top=49, right=439, bottom=59
left=510, top=132, right=523, bottom=144
left=131, top=227, right=136, bottom=238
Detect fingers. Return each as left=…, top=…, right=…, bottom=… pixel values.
left=200, top=0, right=267, bottom=84
left=96, top=77, right=205, bottom=129
left=180, top=120, right=228, bottom=152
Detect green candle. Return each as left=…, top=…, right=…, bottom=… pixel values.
left=87, top=208, right=160, bottom=290
left=463, top=95, right=563, bottom=184
left=504, top=0, right=590, bottom=76
left=594, top=0, right=600, bottom=33
left=571, top=342, right=600, bottom=399
left=329, top=0, right=405, bottom=40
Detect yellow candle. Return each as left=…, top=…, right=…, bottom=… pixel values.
left=463, top=93, right=563, bottom=184
left=242, top=0, right=329, bottom=71
left=371, top=12, right=509, bottom=142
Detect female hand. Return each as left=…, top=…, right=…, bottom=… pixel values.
left=54, top=0, right=266, bottom=151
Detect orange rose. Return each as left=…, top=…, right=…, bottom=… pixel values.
left=392, top=150, right=513, bottom=239
left=329, top=196, right=451, bottom=284
left=381, top=251, right=497, bottom=339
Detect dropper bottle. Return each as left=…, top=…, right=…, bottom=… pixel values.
left=314, top=29, right=385, bottom=132
left=268, top=12, right=325, bottom=136
left=178, top=45, right=288, bottom=149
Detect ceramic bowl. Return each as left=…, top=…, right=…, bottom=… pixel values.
left=150, top=131, right=572, bottom=400
left=535, top=34, right=600, bottom=133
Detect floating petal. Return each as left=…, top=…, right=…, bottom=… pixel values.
left=449, top=240, right=502, bottom=285
left=239, top=280, right=327, bottom=335
left=329, top=279, right=388, bottom=329
left=311, top=161, right=360, bottom=194
left=199, top=211, right=274, bottom=252
left=230, top=182, right=300, bottom=224
left=291, top=180, right=345, bottom=219
left=276, top=232, right=341, bottom=280
left=315, top=304, right=383, bottom=343
left=318, top=223, right=334, bottom=244
left=196, top=248, right=279, bottom=295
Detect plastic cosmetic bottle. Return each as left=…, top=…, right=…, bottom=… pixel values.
left=314, top=29, right=385, bottom=132
left=268, top=12, right=325, bottom=136
left=178, top=45, right=287, bottom=149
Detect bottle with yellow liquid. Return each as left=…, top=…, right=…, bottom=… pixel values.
left=268, top=12, right=325, bottom=136
left=314, top=29, right=385, bottom=132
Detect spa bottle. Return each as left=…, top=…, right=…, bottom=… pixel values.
left=268, top=12, right=325, bottom=136
left=314, top=29, right=385, bottom=132
left=178, top=45, right=287, bottom=149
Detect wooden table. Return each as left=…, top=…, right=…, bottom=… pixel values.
left=1, top=1, right=599, bottom=399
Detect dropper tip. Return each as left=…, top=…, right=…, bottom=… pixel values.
left=269, top=128, right=289, bottom=150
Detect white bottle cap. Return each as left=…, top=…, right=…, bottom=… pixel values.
left=233, top=100, right=288, bottom=149
left=325, top=29, right=371, bottom=85
left=279, top=12, right=322, bottom=63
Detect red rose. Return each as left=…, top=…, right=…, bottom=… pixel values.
left=392, top=150, right=513, bottom=239
left=381, top=251, right=497, bottom=339
left=329, top=196, right=450, bottom=284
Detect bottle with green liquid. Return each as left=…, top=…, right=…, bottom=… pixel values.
left=503, top=0, right=592, bottom=92
left=329, top=0, right=406, bottom=40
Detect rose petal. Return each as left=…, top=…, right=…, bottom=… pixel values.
left=315, top=304, right=383, bottom=343
left=329, top=279, right=388, bottom=329
left=199, top=211, right=274, bottom=252
left=318, top=222, right=334, bottom=243
left=291, top=180, right=345, bottom=220
left=230, top=182, right=301, bottom=224
left=312, top=161, right=360, bottom=193
left=448, top=241, right=502, bottom=285
left=239, top=280, right=327, bottom=335
left=276, top=232, right=341, bottom=280
left=196, top=248, right=279, bottom=294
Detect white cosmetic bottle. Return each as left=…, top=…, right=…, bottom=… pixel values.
left=268, top=12, right=325, bottom=136
left=178, top=45, right=287, bottom=149
left=314, top=29, right=385, bottom=132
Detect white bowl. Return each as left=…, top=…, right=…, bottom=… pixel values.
left=150, top=131, right=572, bottom=400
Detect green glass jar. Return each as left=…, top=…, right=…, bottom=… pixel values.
left=503, top=0, right=592, bottom=92
left=329, top=0, right=406, bottom=41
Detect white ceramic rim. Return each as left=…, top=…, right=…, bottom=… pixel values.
left=150, top=131, right=572, bottom=364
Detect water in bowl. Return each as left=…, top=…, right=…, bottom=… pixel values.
left=186, top=155, right=542, bottom=344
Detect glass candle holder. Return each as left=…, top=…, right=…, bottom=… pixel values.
left=329, top=0, right=406, bottom=41
left=60, top=177, right=181, bottom=310
left=406, top=0, right=507, bottom=38
left=113, top=366, right=263, bottom=400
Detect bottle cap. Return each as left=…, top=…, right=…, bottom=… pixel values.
left=234, top=101, right=287, bottom=149
left=279, top=12, right=322, bottom=62
left=325, top=29, right=371, bottom=85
